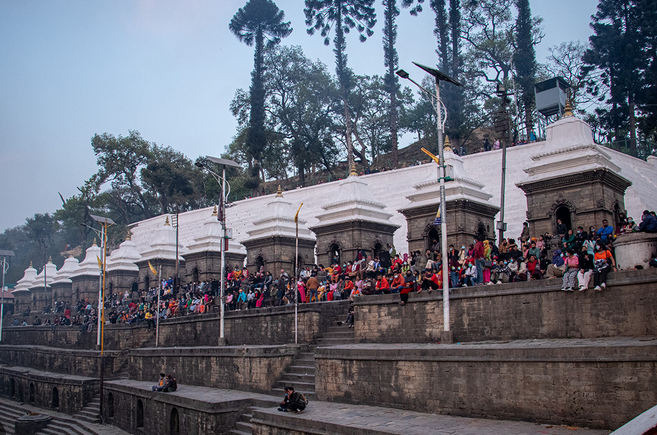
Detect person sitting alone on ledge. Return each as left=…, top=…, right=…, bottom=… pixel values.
left=278, top=386, right=307, bottom=414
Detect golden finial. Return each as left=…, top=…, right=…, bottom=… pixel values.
left=444, top=135, right=453, bottom=153
left=125, top=229, right=132, bottom=241
left=349, top=162, right=357, bottom=177
left=563, top=98, right=574, bottom=118
left=29, top=261, right=33, bottom=268
left=92, top=238, right=97, bottom=246
left=164, top=216, right=170, bottom=226
left=275, top=185, right=283, bottom=197
left=48, top=256, right=52, bottom=263
left=212, top=205, right=218, bottom=216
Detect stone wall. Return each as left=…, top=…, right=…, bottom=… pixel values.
left=157, top=301, right=348, bottom=347
left=314, top=339, right=657, bottom=430
left=1, top=323, right=155, bottom=350
left=128, top=345, right=296, bottom=393
left=103, top=383, right=245, bottom=435
left=2, top=301, right=350, bottom=350
left=0, top=345, right=125, bottom=378
left=0, top=366, right=98, bottom=414
left=354, top=269, right=657, bottom=343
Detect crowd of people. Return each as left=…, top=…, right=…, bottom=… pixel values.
left=11, top=210, right=657, bottom=327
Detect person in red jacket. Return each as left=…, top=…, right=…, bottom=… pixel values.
left=399, top=270, right=415, bottom=306
left=375, top=273, right=390, bottom=294
left=390, top=271, right=404, bottom=293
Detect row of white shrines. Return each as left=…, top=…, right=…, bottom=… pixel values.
left=11, top=112, right=657, bottom=313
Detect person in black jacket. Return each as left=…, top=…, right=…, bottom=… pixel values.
left=639, top=210, right=657, bottom=233
left=278, top=386, right=307, bottom=413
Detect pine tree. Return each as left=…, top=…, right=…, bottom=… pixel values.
left=383, top=0, right=400, bottom=167
left=230, top=0, right=292, bottom=189
left=514, top=0, right=536, bottom=140
left=584, top=0, right=653, bottom=152
left=305, top=0, right=376, bottom=170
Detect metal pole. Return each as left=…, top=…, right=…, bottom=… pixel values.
left=499, top=128, right=508, bottom=243
left=97, top=229, right=104, bottom=347
left=295, top=219, right=299, bottom=345
left=156, top=264, right=161, bottom=347
left=434, top=79, right=450, bottom=335
left=220, top=165, right=226, bottom=341
left=1, top=257, right=7, bottom=341
left=175, top=207, right=179, bottom=292
left=101, top=222, right=107, bottom=354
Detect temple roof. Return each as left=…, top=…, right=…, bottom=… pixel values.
left=312, top=171, right=400, bottom=229
left=106, top=233, right=141, bottom=272
left=244, top=188, right=315, bottom=243
left=52, top=256, right=80, bottom=284
left=400, top=143, right=498, bottom=212
left=186, top=207, right=246, bottom=255
left=31, top=259, right=58, bottom=289
left=140, top=216, right=187, bottom=262
left=70, top=242, right=102, bottom=279
left=12, top=263, right=38, bottom=294
left=522, top=114, right=624, bottom=182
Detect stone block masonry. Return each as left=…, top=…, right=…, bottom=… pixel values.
left=127, top=345, right=296, bottom=394
left=314, top=338, right=657, bottom=431
left=0, top=345, right=125, bottom=377
left=1, top=300, right=350, bottom=350
left=0, top=366, right=98, bottom=414
left=354, top=269, right=657, bottom=343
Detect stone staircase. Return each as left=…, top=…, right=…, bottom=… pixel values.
left=74, top=395, right=101, bottom=424
left=228, top=407, right=255, bottom=435
left=271, top=319, right=355, bottom=401
left=0, top=400, right=24, bottom=434
left=0, top=397, right=102, bottom=435
left=226, top=308, right=355, bottom=435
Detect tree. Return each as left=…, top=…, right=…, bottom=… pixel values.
left=584, top=0, right=654, bottom=152
left=88, top=131, right=154, bottom=222
left=230, top=0, right=292, bottom=190
left=305, top=0, right=377, bottom=170
left=141, top=146, right=207, bottom=213
left=544, top=41, right=602, bottom=112
left=514, top=0, right=537, bottom=138
left=382, top=0, right=400, bottom=166
left=264, top=45, right=340, bottom=181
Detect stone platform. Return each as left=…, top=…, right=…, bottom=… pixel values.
left=314, top=337, right=657, bottom=430
left=127, top=344, right=298, bottom=393
left=103, top=380, right=608, bottom=435
left=251, top=402, right=609, bottom=435
left=0, top=365, right=98, bottom=414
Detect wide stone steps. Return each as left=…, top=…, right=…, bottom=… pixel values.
left=286, top=365, right=315, bottom=375
left=228, top=410, right=254, bottom=435
left=0, top=403, right=23, bottom=434
left=74, top=396, right=101, bottom=424
left=270, top=313, right=353, bottom=405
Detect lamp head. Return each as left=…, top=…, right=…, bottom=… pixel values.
left=396, top=69, right=409, bottom=79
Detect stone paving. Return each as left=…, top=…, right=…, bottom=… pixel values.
left=254, top=402, right=611, bottom=435
left=112, top=380, right=610, bottom=434
left=323, top=336, right=657, bottom=350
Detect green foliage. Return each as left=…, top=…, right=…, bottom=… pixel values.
left=514, top=0, right=537, bottom=137
left=230, top=0, right=293, bottom=190
left=584, top=0, right=656, bottom=150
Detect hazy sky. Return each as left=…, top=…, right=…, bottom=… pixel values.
left=0, top=0, right=599, bottom=232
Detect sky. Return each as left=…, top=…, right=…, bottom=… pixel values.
left=0, top=0, right=599, bottom=233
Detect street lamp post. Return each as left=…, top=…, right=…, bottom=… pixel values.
left=397, top=63, right=461, bottom=344
left=88, top=214, right=114, bottom=421
left=495, top=82, right=511, bottom=243
left=196, top=156, right=240, bottom=345
left=0, top=250, right=15, bottom=342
